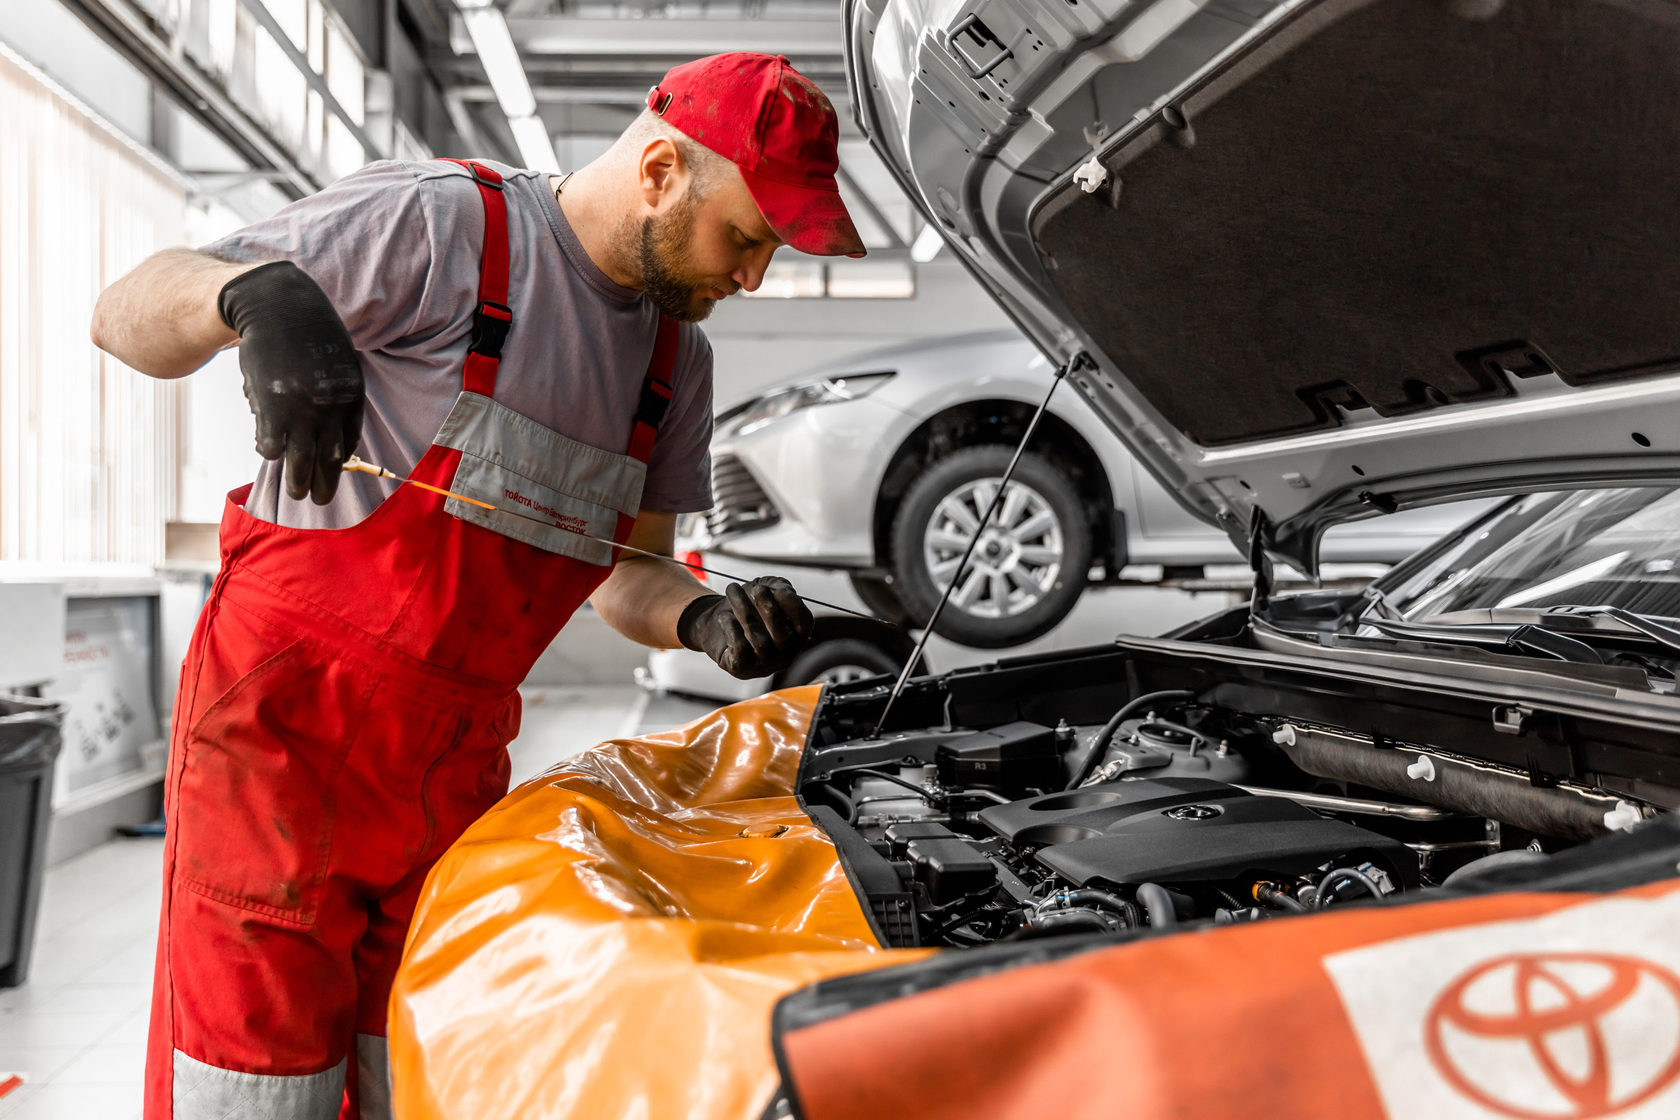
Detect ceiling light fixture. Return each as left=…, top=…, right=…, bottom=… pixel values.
left=507, top=116, right=562, bottom=175
left=455, top=2, right=560, bottom=173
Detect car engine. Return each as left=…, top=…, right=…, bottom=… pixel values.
left=800, top=683, right=1650, bottom=947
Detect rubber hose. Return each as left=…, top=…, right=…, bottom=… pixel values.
left=1254, top=883, right=1308, bottom=913
left=1135, top=882, right=1178, bottom=927
left=820, top=782, right=857, bottom=825
left=1004, top=908, right=1119, bottom=941
left=1053, top=888, right=1142, bottom=927
left=1068, top=689, right=1197, bottom=790
left=1315, top=867, right=1389, bottom=908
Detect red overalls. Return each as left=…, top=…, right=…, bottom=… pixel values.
left=145, top=160, right=678, bottom=1120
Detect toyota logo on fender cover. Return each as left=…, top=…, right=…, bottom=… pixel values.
left=1424, top=952, right=1680, bottom=1119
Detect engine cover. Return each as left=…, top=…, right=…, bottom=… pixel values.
left=977, top=777, right=1417, bottom=887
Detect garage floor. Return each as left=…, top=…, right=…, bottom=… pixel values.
left=0, top=687, right=708, bottom=1120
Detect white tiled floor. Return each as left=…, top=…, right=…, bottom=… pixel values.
left=505, top=685, right=650, bottom=785
left=0, top=686, right=701, bottom=1119
left=0, top=835, right=157, bottom=1119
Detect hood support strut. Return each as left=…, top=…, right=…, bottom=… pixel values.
left=1248, top=508, right=1275, bottom=615
left=872, top=352, right=1090, bottom=735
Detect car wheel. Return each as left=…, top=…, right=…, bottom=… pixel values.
left=777, top=638, right=903, bottom=687
left=889, top=446, right=1091, bottom=648
left=847, top=572, right=915, bottom=628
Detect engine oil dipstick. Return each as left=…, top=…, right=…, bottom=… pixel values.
left=340, top=456, right=891, bottom=626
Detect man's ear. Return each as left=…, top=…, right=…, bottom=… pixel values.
left=637, top=136, right=684, bottom=211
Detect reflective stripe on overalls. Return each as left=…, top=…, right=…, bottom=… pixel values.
left=145, top=159, right=679, bottom=1120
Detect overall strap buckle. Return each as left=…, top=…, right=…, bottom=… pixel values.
left=470, top=301, right=513, bottom=359
left=636, top=378, right=674, bottom=430
left=459, top=159, right=504, bottom=190
left=623, top=316, right=681, bottom=467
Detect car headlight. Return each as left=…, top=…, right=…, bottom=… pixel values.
left=725, top=371, right=894, bottom=437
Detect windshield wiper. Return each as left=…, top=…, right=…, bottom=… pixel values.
left=1407, top=604, right=1680, bottom=660
left=1504, top=623, right=1606, bottom=663
left=1362, top=616, right=1604, bottom=664
left=1535, top=605, right=1680, bottom=658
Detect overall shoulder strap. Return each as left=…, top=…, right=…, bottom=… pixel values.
left=626, top=315, right=680, bottom=465
left=612, top=315, right=681, bottom=545
left=440, top=159, right=512, bottom=397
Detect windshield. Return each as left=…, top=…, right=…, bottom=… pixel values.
left=1380, top=488, right=1680, bottom=621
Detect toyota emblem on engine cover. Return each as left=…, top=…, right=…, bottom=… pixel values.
left=1163, top=804, right=1222, bottom=821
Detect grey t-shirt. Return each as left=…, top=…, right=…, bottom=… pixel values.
left=204, top=159, right=714, bottom=528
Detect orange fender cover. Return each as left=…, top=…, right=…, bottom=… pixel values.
left=388, top=686, right=933, bottom=1120
left=775, top=874, right=1680, bottom=1120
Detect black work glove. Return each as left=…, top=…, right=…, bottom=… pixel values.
left=677, top=577, right=816, bottom=679
left=218, top=261, right=364, bottom=505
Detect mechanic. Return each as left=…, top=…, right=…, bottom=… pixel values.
left=90, top=51, right=860, bottom=1120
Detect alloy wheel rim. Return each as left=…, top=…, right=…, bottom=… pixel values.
left=922, top=477, right=1064, bottom=619
left=814, top=664, right=883, bottom=685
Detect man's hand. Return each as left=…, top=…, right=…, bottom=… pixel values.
left=218, top=261, right=364, bottom=504
left=676, top=577, right=815, bottom=679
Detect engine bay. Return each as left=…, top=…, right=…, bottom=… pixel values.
left=799, top=638, right=1676, bottom=948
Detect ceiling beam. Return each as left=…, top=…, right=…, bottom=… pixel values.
left=427, top=55, right=847, bottom=91
left=452, top=84, right=649, bottom=105
left=506, top=16, right=845, bottom=59
left=232, top=0, right=383, bottom=163
left=836, top=165, right=907, bottom=249
left=58, top=0, right=319, bottom=197
left=442, top=89, right=515, bottom=164
left=396, top=0, right=459, bottom=46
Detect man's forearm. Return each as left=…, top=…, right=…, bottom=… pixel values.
left=590, top=555, right=711, bottom=648
left=90, top=248, right=259, bottom=378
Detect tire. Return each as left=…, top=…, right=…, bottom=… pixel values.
left=847, top=572, right=915, bottom=628
left=777, top=638, right=903, bottom=688
left=889, top=446, right=1092, bottom=648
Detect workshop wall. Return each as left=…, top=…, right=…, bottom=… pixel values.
left=705, top=258, right=1012, bottom=407
left=0, top=45, right=187, bottom=566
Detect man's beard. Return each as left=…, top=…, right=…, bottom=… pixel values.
left=638, top=197, right=720, bottom=323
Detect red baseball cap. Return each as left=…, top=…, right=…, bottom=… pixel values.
left=648, top=53, right=866, bottom=258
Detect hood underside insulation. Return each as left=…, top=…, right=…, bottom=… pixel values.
left=1030, top=0, right=1680, bottom=447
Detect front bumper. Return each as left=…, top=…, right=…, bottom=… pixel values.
left=696, top=397, right=910, bottom=566
left=643, top=645, right=768, bottom=703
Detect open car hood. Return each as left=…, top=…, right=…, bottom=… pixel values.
left=844, top=0, right=1680, bottom=571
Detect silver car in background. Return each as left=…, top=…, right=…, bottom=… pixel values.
left=690, top=330, right=1480, bottom=647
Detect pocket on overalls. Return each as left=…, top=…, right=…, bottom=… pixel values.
left=173, top=635, right=374, bottom=925
left=433, top=392, right=647, bottom=565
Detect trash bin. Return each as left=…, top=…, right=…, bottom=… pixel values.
left=0, top=696, right=63, bottom=988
